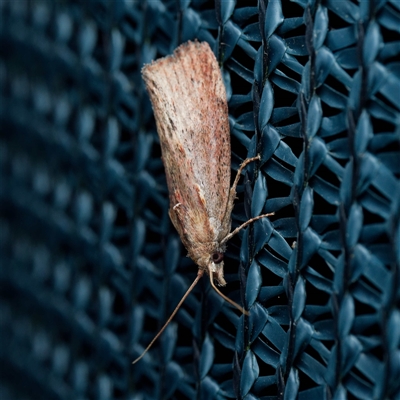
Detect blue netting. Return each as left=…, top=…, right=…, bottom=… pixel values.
left=1, top=1, right=399, bottom=399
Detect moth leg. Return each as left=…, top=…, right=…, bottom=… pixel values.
left=222, top=155, right=274, bottom=245
left=221, top=212, right=274, bottom=245
left=223, top=155, right=261, bottom=221
left=228, top=156, right=261, bottom=205
left=173, top=202, right=182, bottom=210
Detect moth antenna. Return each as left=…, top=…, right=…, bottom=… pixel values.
left=220, top=212, right=275, bottom=246
left=132, top=269, right=204, bottom=365
left=207, top=265, right=249, bottom=316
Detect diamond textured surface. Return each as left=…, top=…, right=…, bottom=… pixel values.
left=1, top=1, right=399, bottom=399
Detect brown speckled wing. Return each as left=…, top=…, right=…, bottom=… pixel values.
left=142, top=41, right=231, bottom=256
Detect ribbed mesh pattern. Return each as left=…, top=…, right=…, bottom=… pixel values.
left=1, top=1, right=399, bottom=399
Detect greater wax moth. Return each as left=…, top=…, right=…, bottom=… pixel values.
left=133, top=41, right=273, bottom=364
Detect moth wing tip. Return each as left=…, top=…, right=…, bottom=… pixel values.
left=174, top=40, right=212, bottom=57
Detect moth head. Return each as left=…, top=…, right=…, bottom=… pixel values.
left=212, top=251, right=224, bottom=264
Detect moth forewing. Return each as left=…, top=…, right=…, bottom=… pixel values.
left=142, top=41, right=232, bottom=275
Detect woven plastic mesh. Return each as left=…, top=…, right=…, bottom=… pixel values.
left=1, top=1, right=399, bottom=399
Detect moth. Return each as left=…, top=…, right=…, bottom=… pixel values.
left=133, top=41, right=273, bottom=364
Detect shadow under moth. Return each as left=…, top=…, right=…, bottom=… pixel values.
left=133, top=40, right=273, bottom=364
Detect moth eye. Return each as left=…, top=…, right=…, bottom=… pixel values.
left=212, top=252, right=224, bottom=264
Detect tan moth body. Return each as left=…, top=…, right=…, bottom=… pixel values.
left=134, top=41, right=273, bottom=364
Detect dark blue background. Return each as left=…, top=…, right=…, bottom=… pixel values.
left=1, top=1, right=399, bottom=399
